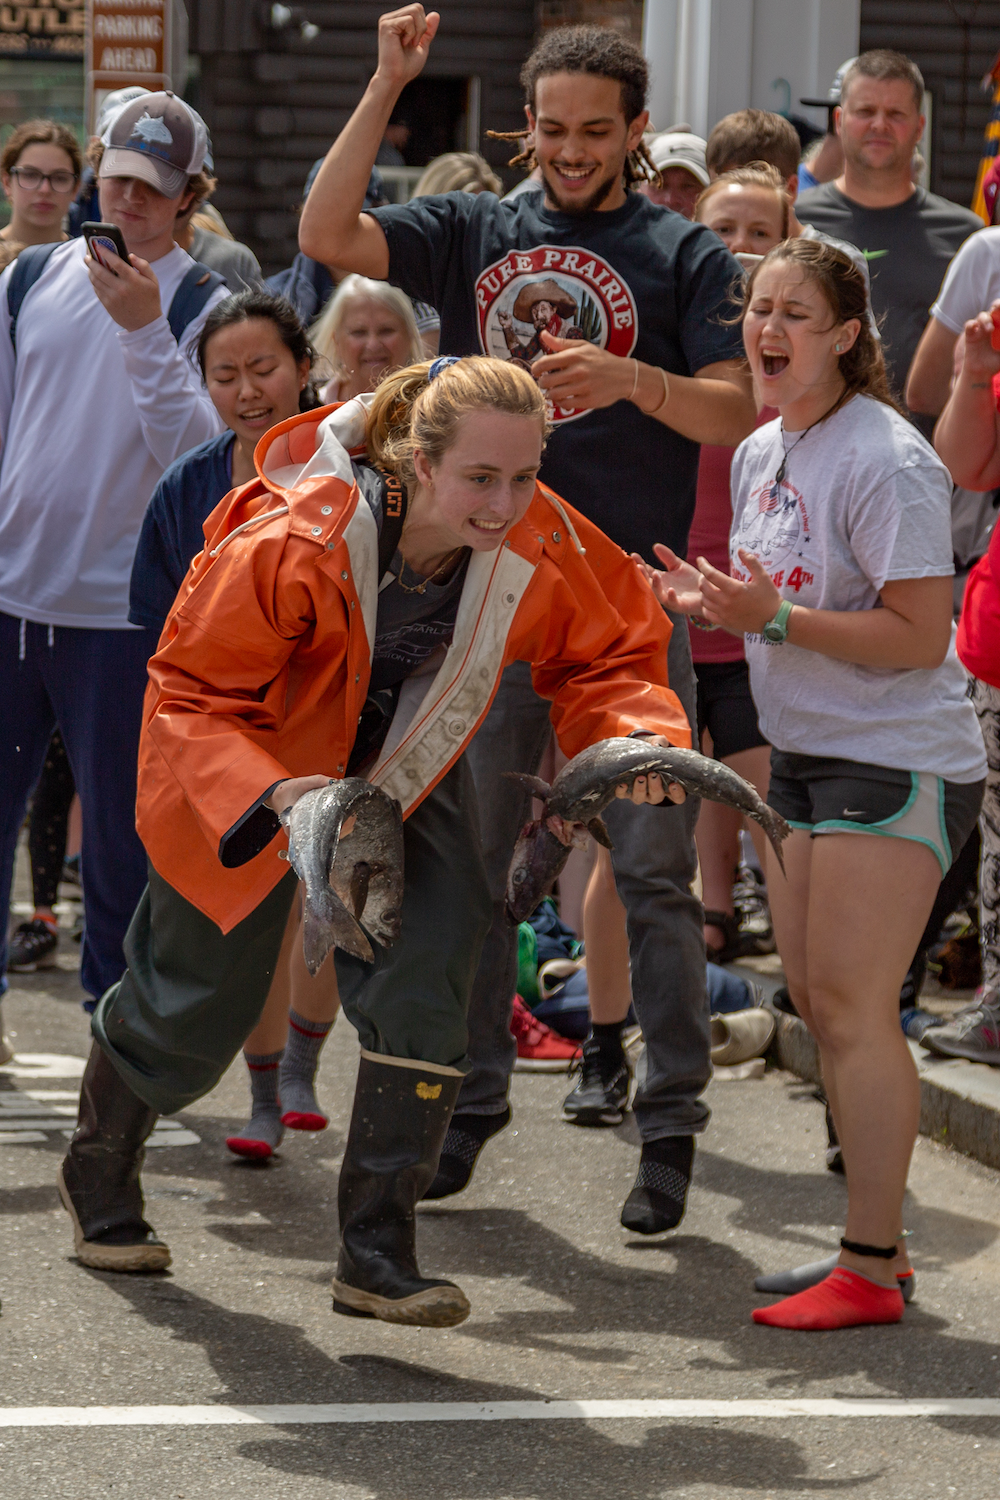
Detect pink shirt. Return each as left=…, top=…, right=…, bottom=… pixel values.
left=687, top=408, right=777, bottom=664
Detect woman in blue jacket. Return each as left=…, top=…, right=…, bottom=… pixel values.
left=129, top=289, right=340, bottom=1160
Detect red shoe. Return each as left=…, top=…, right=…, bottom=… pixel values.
left=510, top=995, right=581, bottom=1072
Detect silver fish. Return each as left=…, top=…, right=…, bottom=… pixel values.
left=284, top=780, right=404, bottom=975
left=505, top=737, right=790, bottom=922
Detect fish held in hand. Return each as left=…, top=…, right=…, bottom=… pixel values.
left=284, top=780, right=404, bottom=975
left=504, top=737, right=790, bottom=922
left=506, top=817, right=580, bottom=926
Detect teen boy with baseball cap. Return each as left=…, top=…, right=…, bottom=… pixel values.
left=0, top=91, right=228, bottom=1026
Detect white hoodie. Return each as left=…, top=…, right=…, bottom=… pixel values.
left=0, top=238, right=226, bottom=630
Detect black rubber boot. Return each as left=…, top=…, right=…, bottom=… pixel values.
left=332, top=1052, right=471, bottom=1327
left=57, top=1042, right=171, bottom=1272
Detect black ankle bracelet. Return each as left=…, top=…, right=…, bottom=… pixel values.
left=840, top=1236, right=898, bottom=1260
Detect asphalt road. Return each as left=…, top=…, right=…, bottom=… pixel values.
left=0, top=937, right=998, bottom=1500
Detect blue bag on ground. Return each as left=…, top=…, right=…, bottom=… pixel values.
left=708, top=962, right=755, bottom=1014
left=533, top=967, right=591, bottom=1040
left=529, top=899, right=582, bottom=966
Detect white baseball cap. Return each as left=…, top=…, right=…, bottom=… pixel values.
left=95, top=85, right=151, bottom=141
left=647, top=131, right=710, bottom=187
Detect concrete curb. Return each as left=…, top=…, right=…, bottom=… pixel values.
left=766, top=1006, right=1000, bottom=1173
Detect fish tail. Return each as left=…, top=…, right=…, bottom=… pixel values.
left=302, top=891, right=374, bottom=972
left=504, top=772, right=553, bottom=799
left=756, top=808, right=791, bottom=877
left=302, top=903, right=337, bottom=977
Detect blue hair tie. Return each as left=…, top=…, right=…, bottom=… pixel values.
left=428, top=355, right=462, bottom=380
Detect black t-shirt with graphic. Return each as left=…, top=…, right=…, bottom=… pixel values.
left=371, top=549, right=470, bottom=691
left=795, top=183, right=982, bottom=405
left=371, top=190, right=745, bottom=558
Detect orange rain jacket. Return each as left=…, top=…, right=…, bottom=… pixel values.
left=137, top=398, right=690, bottom=932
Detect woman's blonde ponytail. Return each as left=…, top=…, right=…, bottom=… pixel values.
left=365, top=355, right=550, bottom=489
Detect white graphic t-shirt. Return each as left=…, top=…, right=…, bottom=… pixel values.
left=730, top=395, right=987, bottom=783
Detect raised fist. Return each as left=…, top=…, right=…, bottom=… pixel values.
left=376, top=5, right=440, bottom=90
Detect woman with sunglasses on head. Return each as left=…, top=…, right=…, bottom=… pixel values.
left=0, top=119, right=81, bottom=270
left=642, top=238, right=986, bottom=1331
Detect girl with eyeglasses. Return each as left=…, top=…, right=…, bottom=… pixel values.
left=0, top=119, right=81, bottom=270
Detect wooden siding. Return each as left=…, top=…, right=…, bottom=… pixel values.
left=860, top=0, right=1000, bottom=208
left=187, top=0, right=536, bottom=274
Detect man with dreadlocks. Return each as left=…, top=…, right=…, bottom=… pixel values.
left=301, top=4, right=756, bottom=1236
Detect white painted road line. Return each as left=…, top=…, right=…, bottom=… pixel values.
left=0, top=1054, right=86, bottom=1079
left=0, top=1400, right=998, bottom=1427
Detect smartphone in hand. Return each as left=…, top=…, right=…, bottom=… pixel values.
left=81, top=222, right=129, bottom=275
left=991, top=305, right=1000, bottom=352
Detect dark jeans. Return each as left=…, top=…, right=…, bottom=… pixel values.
left=28, top=730, right=75, bottom=910
left=0, top=613, right=155, bottom=1001
left=461, top=617, right=711, bottom=1142
left=93, top=758, right=492, bottom=1117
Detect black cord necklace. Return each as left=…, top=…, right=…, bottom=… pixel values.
left=771, top=395, right=843, bottom=496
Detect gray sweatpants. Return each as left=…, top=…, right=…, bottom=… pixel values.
left=461, top=616, right=711, bottom=1141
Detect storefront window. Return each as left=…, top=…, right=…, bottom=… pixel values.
left=0, top=59, right=84, bottom=226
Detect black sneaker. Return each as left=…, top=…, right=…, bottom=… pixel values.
left=8, top=919, right=58, bottom=972
left=562, top=1035, right=631, bottom=1126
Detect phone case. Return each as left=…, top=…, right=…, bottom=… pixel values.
left=89, top=235, right=124, bottom=272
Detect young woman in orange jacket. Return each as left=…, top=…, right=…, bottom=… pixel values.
left=59, top=355, right=690, bottom=1327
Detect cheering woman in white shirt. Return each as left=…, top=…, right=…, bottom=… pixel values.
left=643, top=238, right=986, bottom=1330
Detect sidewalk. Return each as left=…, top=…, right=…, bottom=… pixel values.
left=731, top=956, right=1000, bottom=1173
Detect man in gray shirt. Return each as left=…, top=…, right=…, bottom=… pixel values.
left=796, top=49, right=981, bottom=426
left=176, top=202, right=264, bottom=294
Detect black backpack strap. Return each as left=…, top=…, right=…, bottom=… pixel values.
left=166, top=261, right=227, bottom=344
left=352, top=459, right=409, bottom=577
left=376, top=465, right=407, bottom=577
left=7, top=241, right=61, bottom=354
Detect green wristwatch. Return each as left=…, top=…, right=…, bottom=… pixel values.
left=762, top=598, right=794, bottom=643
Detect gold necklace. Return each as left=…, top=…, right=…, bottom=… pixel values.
left=392, top=547, right=465, bottom=595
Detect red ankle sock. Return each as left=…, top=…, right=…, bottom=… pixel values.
left=753, top=1267, right=905, bottom=1330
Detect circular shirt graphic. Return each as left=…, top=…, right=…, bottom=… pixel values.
left=475, top=245, right=638, bottom=424
left=736, top=478, right=811, bottom=569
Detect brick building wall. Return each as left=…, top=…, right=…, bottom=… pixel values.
left=860, top=1, right=998, bottom=208
left=187, top=0, right=536, bottom=275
